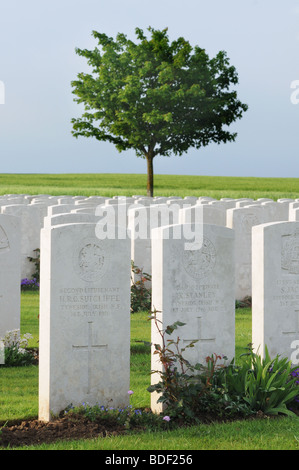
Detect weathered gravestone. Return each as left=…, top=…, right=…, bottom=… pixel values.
left=128, top=204, right=181, bottom=285
left=1, top=204, right=48, bottom=279
left=252, top=221, right=299, bottom=365
left=150, top=223, right=235, bottom=413
left=44, top=213, right=100, bottom=229
left=47, top=204, right=76, bottom=216
left=226, top=205, right=266, bottom=300
left=289, top=203, right=299, bottom=221
left=94, top=201, right=137, bottom=232
left=0, top=214, right=21, bottom=339
left=75, top=196, right=108, bottom=205
left=179, top=203, right=226, bottom=226
left=38, top=222, right=131, bottom=421
left=261, top=201, right=289, bottom=222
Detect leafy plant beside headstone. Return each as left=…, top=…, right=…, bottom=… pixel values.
left=235, top=296, right=252, bottom=309
left=0, top=330, right=36, bottom=367
left=148, top=310, right=299, bottom=423
left=130, top=261, right=152, bottom=313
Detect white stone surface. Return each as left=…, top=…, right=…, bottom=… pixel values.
left=38, top=222, right=131, bottom=421
left=1, top=204, right=48, bottom=279
left=261, top=201, right=289, bottom=222
left=179, top=203, right=226, bottom=226
left=44, top=213, right=101, bottom=228
left=128, top=204, right=181, bottom=283
left=0, top=214, right=21, bottom=339
left=47, top=204, right=76, bottom=216
left=150, top=223, right=235, bottom=413
left=252, top=221, right=299, bottom=365
left=226, top=205, right=266, bottom=300
left=290, top=207, right=299, bottom=221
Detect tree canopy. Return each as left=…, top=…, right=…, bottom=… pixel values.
left=71, top=27, right=248, bottom=196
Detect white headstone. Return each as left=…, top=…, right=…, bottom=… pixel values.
left=44, top=213, right=100, bottom=229
left=179, top=203, right=226, bottom=226
left=75, top=197, right=108, bottom=205
left=150, top=223, right=235, bottom=413
left=290, top=207, right=299, bottom=222
left=227, top=205, right=266, bottom=300
left=128, top=203, right=181, bottom=283
left=1, top=204, right=48, bottom=279
left=183, top=196, right=198, bottom=204
left=289, top=202, right=299, bottom=221
left=47, top=204, right=76, bottom=216
left=252, top=221, right=299, bottom=365
left=57, top=197, right=76, bottom=204
left=236, top=200, right=259, bottom=208
left=38, top=222, right=131, bottom=421
left=261, top=201, right=289, bottom=222
left=0, top=215, right=21, bottom=339
left=209, top=200, right=237, bottom=210
left=71, top=207, right=99, bottom=214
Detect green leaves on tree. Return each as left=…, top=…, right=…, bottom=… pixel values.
left=71, top=27, right=248, bottom=196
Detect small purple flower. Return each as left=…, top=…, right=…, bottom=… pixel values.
left=128, top=390, right=134, bottom=395
left=21, top=277, right=39, bottom=290
left=163, top=415, right=171, bottom=422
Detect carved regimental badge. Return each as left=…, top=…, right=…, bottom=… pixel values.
left=281, top=231, right=299, bottom=274
left=76, top=239, right=108, bottom=282
left=183, top=237, right=216, bottom=280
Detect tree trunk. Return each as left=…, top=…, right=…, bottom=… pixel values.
left=146, top=153, right=154, bottom=197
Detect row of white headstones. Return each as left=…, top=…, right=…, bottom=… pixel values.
left=0, top=194, right=299, bottom=421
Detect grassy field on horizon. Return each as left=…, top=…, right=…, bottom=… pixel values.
left=0, top=173, right=299, bottom=199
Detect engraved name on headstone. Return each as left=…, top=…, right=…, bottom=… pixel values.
left=39, top=222, right=131, bottom=421
left=252, top=221, right=299, bottom=364
left=150, top=223, right=235, bottom=413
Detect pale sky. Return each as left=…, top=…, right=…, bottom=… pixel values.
left=0, top=0, right=298, bottom=177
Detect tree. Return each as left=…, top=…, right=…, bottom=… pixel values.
left=71, top=27, right=248, bottom=197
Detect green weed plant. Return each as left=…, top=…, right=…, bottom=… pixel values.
left=0, top=330, right=36, bottom=367
left=217, top=345, right=299, bottom=417
left=130, top=262, right=152, bottom=313
left=63, top=401, right=172, bottom=432
left=148, top=311, right=299, bottom=424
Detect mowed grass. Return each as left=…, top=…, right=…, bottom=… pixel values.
left=0, top=173, right=299, bottom=449
left=1, top=173, right=299, bottom=199
left=1, top=294, right=298, bottom=450
left=1, top=295, right=243, bottom=420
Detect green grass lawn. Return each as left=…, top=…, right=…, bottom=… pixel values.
left=1, top=173, right=299, bottom=199
left=0, top=293, right=298, bottom=450
left=0, top=173, right=299, bottom=449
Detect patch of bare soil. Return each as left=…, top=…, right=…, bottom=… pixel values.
left=1, top=349, right=297, bottom=448
left=0, top=413, right=128, bottom=448
left=1, top=409, right=290, bottom=449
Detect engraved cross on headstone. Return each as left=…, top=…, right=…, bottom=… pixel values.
left=183, top=316, right=216, bottom=363
left=282, top=310, right=299, bottom=339
left=72, top=321, right=108, bottom=394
